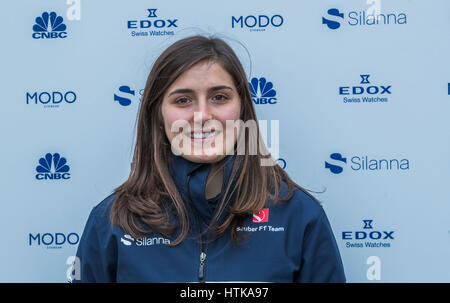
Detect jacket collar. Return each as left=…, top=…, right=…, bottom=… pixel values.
left=167, top=152, right=237, bottom=225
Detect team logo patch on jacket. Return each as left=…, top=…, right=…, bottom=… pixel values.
left=253, top=208, right=269, bottom=223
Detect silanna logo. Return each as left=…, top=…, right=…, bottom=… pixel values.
left=120, top=234, right=171, bottom=247
left=232, top=14, right=283, bottom=32
left=339, top=74, right=392, bottom=104
left=249, top=77, right=277, bottom=105
left=342, top=220, right=395, bottom=248
left=35, top=153, right=71, bottom=180
left=127, top=8, right=178, bottom=37
left=114, top=85, right=144, bottom=106
left=325, top=152, right=410, bottom=174
left=32, top=12, right=67, bottom=39
left=322, top=7, right=406, bottom=29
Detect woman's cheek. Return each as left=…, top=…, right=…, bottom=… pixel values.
left=165, top=110, right=191, bottom=133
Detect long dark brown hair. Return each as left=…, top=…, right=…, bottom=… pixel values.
left=110, top=35, right=317, bottom=245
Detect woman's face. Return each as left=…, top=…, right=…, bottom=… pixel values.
left=161, top=61, right=241, bottom=163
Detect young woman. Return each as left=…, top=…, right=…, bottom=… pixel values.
left=74, top=35, right=346, bottom=283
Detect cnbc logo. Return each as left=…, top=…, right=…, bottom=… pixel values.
left=325, top=152, right=410, bottom=174
left=32, top=12, right=67, bottom=39
left=114, top=85, right=144, bottom=106
left=127, top=8, right=178, bottom=37
left=35, top=153, right=71, bottom=180
left=276, top=158, right=286, bottom=169
left=249, top=77, right=277, bottom=105
left=339, top=74, right=392, bottom=104
left=322, top=8, right=406, bottom=29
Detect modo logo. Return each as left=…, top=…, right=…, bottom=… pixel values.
left=249, top=77, right=277, bottom=105
left=35, top=153, right=71, bottom=180
left=26, top=91, right=76, bottom=106
left=29, top=233, right=79, bottom=247
left=32, top=12, right=67, bottom=39
left=325, top=152, right=410, bottom=174
left=232, top=14, right=283, bottom=30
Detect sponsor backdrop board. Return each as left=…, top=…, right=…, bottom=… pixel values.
left=0, top=0, right=449, bottom=282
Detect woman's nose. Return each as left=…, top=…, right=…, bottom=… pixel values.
left=193, top=98, right=213, bottom=123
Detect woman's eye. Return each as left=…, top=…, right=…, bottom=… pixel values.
left=212, top=94, right=228, bottom=102
left=175, top=97, right=190, bottom=105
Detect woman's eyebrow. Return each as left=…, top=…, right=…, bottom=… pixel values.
left=168, top=85, right=233, bottom=97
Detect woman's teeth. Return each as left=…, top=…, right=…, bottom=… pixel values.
left=191, top=131, right=218, bottom=139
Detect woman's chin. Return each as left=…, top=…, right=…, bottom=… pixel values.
left=181, top=152, right=226, bottom=164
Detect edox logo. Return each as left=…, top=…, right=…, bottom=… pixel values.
left=339, top=74, right=392, bottom=96
left=363, top=220, right=373, bottom=229
left=147, top=9, right=157, bottom=18
left=342, top=220, right=395, bottom=241
left=35, top=153, right=71, bottom=180
left=127, top=8, right=178, bottom=30
left=32, top=12, right=67, bottom=39
left=249, top=77, right=277, bottom=105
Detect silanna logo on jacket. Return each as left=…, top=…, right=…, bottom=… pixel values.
left=120, top=234, right=171, bottom=247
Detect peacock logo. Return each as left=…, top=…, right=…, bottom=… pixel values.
left=249, top=77, right=277, bottom=105
left=35, top=153, right=71, bottom=180
left=32, top=12, right=68, bottom=39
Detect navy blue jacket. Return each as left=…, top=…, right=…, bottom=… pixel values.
left=74, top=154, right=346, bottom=282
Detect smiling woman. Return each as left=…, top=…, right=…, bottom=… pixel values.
left=74, top=35, right=346, bottom=283
left=161, top=61, right=241, bottom=163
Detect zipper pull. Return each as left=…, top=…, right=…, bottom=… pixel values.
left=198, top=252, right=207, bottom=282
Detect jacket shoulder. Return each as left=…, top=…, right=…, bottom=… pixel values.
left=84, top=192, right=117, bottom=236
left=90, top=192, right=117, bottom=221
left=272, top=181, right=323, bottom=218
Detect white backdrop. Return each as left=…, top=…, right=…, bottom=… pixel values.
left=1, top=0, right=449, bottom=282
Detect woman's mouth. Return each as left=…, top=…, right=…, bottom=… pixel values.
left=188, top=130, right=221, bottom=141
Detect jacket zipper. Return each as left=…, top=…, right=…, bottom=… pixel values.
left=198, top=251, right=207, bottom=282
left=186, top=172, right=209, bottom=283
